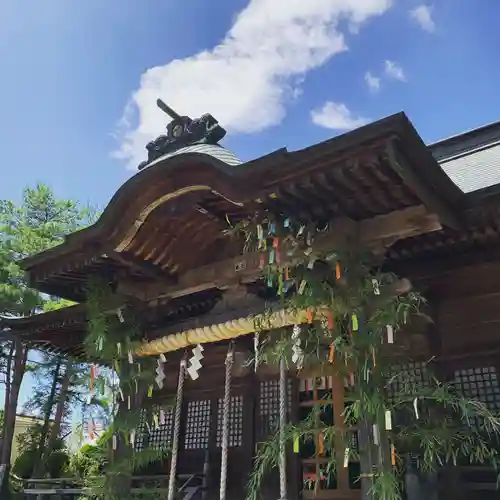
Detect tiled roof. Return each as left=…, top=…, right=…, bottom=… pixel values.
left=430, top=121, right=500, bottom=193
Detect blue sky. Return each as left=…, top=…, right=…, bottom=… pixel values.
left=1, top=0, right=500, bottom=407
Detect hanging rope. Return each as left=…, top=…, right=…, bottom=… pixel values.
left=220, top=342, right=234, bottom=500
left=167, top=359, right=186, bottom=500
left=279, top=356, right=288, bottom=500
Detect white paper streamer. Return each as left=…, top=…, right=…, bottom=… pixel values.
left=385, top=409, right=392, bottom=431
left=413, top=397, right=419, bottom=419
left=343, top=447, right=350, bottom=467
left=128, top=350, right=134, bottom=364
left=116, top=308, right=125, bottom=323
left=372, top=424, right=380, bottom=446
left=386, top=325, right=394, bottom=344
left=254, top=332, right=260, bottom=372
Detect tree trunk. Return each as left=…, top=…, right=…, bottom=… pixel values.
left=0, top=340, right=27, bottom=500
left=37, top=362, right=73, bottom=477
left=0, top=341, right=15, bottom=460
left=1, top=340, right=27, bottom=465
left=32, top=359, right=62, bottom=478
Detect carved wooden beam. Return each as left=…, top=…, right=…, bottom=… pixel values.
left=116, top=204, right=441, bottom=302
left=106, top=250, right=177, bottom=284
left=386, top=139, right=459, bottom=230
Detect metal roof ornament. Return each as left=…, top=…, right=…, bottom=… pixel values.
left=137, top=98, right=227, bottom=170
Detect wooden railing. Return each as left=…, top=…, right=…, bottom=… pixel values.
left=17, top=473, right=204, bottom=499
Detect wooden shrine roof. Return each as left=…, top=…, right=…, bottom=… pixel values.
left=0, top=290, right=222, bottom=359
left=9, top=112, right=500, bottom=358
left=21, top=112, right=462, bottom=302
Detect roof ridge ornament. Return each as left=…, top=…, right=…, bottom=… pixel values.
left=137, top=98, right=227, bottom=170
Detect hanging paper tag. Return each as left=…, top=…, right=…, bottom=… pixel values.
left=329, top=344, right=335, bottom=364
left=117, top=342, right=122, bottom=357
left=254, top=332, right=260, bottom=372
left=269, top=221, right=276, bottom=235
left=284, top=218, right=290, bottom=228
left=385, top=409, right=393, bottom=431
left=372, top=278, right=380, bottom=296
left=318, top=432, right=325, bottom=456
left=112, top=434, right=117, bottom=450
left=386, top=325, right=394, bottom=344
left=98, top=337, right=103, bottom=351
left=153, top=413, right=159, bottom=429
left=297, top=225, right=305, bottom=237
left=269, top=249, right=275, bottom=264
left=293, top=434, right=300, bottom=453
left=413, top=398, right=419, bottom=419
left=285, top=267, right=290, bottom=281
left=391, top=444, right=396, bottom=466
left=148, top=385, right=153, bottom=398
left=128, top=350, right=134, bottom=364
left=130, top=429, right=136, bottom=447
left=298, top=280, right=307, bottom=295
left=306, top=308, right=314, bottom=324
left=127, top=396, right=131, bottom=410
left=335, top=262, right=341, bottom=280
left=117, top=308, right=125, bottom=323
left=343, top=447, right=350, bottom=468
left=352, top=314, right=359, bottom=331
left=372, top=424, right=380, bottom=446
left=113, top=360, right=120, bottom=374
left=267, top=275, right=273, bottom=288
left=160, top=409, right=166, bottom=425
left=307, top=258, right=315, bottom=270
left=257, top=224, right=263, bottom=243
left=118, top=388, right=124, bottom=401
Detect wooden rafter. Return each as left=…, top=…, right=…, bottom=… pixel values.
left=386, top=139, right=460, bottom=230
left=117, top=204, right=441, bottom=302
left=106, top=250, right=177, bottom=284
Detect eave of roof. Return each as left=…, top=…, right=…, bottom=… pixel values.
left=21, top=112, right=463, bottom=275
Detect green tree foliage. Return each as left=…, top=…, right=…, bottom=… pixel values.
left=0, top=184, right=100, bottom=478
left=12, top=423, right=70, bottom=479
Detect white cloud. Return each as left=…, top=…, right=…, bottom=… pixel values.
left=310, top=102, right=369, bottom=131
left=364, top=71, right=381, bottom=92
left=116, top=0, right=394, bottom=168
left=384, top=60, right=406, bottom=81
left=410, top=5, right=435, bottom=32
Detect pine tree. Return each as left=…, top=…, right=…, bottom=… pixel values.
left=0, top=184, right=98, bottom=493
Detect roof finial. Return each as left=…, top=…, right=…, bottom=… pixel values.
left=137, top=99, right=227, bottom=170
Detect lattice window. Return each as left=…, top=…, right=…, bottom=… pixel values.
left=216, top=395, right=244, bottom=448
left=184, top=399, right=211, bottom=450
left=453, top=366, right=500, bottom=422
left=387, top=361, right=430, bottom=402
left=258, top=379, right=293, bottom=438
left=134, top=405, right=174, bottom=452
left=148, top=406, right=174, bottom=450
left=135, top=408, right=147, bottom=452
